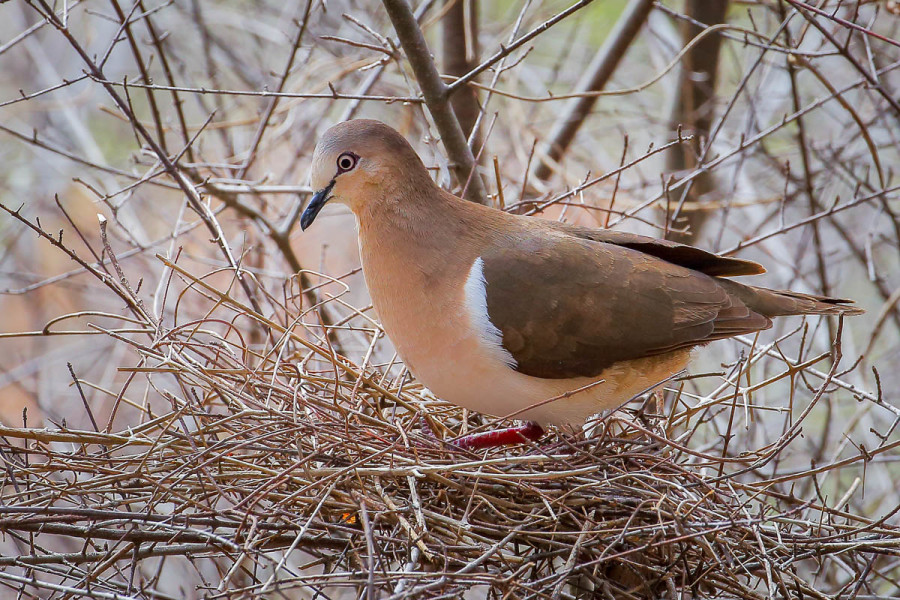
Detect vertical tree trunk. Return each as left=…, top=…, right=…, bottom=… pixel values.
left=664, top=0, right=729, bottom=244
left=532, top=0, right=655, bottom=182
left=442, top=0, right=481, bottom=150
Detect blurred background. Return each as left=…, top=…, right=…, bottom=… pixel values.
left=1, top=0, right=899, bottom=597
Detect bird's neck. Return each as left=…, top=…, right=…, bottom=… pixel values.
left=358, top=187, right=469, bottom=254
left=355, top=189, right=483, bottom=316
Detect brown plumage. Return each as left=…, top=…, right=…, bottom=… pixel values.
left=301, top=119, right=863, bottom=431
left=480, top=221, right=860, bottom=379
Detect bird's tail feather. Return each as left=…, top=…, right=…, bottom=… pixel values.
left=719, top=280, right=865, bottom=317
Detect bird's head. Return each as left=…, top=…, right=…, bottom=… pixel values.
left=302, top=119, right=432, bottom=230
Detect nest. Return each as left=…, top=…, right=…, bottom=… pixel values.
left=0, top=253, right=897, bottom=600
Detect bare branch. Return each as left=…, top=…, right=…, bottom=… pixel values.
left=442, top=0, right=481, bottom=145
left=532, top=0, right=654, bottom=181
left=382, top=0, right=488, bottom=203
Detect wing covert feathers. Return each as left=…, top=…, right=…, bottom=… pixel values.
left=481, top=225, right=862, bottom=380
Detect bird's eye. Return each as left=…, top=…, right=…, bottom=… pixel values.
left=336, top=152, right=357, bottom=173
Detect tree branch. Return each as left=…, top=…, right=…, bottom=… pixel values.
left=663, top=0, right=729, bottom=244
left=382, top=0, right=488, bottom=203
left=533, top=0, right=655, bottom=181
left=444, top=0, right=595, bottom=95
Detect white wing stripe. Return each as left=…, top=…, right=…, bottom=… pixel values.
left=463, top=257, right=518, bottom=369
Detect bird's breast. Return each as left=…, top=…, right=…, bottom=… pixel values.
left=358, top=234, right=475, bottom=376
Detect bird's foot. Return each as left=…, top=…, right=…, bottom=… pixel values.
left=417, top=416, right=545, bottom=450
left=453, top=422, right=545, bottom=450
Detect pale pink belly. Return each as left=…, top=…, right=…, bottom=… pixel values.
left=379, top=295, right=690, bottom=427
left=413, top=344, right=689, bottom=426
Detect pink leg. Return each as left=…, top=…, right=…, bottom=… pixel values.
left=453, top=422, right=545, bottom=450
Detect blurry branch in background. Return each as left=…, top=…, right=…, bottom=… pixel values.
left=663, top=0, right=729, bottom=245
left=386, top=0, right=597, bottom=202
left=442, top=0, right=595, bottom=95
left=532, top=0, right=655, bottom=182
left=191, top=0, right=345, bottom=347
left=776, top=0, right=833, bottom=342
left=337, top=3, right=437, bottom=122
left=24, top=0, right=268, bottom=320
left=780, top=0, right=900, bottom=338
left=48, top=80, right=424, bottom=102
left=135, top=0, right=194, bottom=163
left=442, top=0, right=482, bottom=151
left=24, top=0, right=347, bottom=348
left=234, top=1, right=313, bottom=181
left=784, top=0, right=900, bottom=229
left=382, top=0, right=488, bottom=203
left=0, top=203, right=154, bottom=330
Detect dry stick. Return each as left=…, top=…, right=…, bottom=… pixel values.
left=0, top=204, right=152, bottom=332
left=524, top=136, right=690, bottom=214
left=810, top=129, right=900, bottom=262
left=532, top=0, right=654, bottom=181
left=109, top=0, right=168, bottom=155
left=604, top=135, right=628, bottom=228
left=154, top=254, right=414, bottom=410
left=137, top=0, right=194, bottom=162
left=0, top=571, right=141, bottom=600
left=181, top=5, right=344, bottom=350
left=0, top=74, right=92, bottom=109
left=83, top=79, right=423, bottom=103
left=458, top=22, right=799, bottom=105
left=784, top=0, right=900, bottom=51
left=382, top=0, right=487, bottom=204
left=778, top=2, right=834, bottom=343
left=0, top=2, right=64, bottom=56
left=0, top=520, right=343, bottom=550
left=340, top=2, right=432, bottom=124
left=384, top=528, right=523, bottom=600
left=611, top=58, right=900, bottom=230
left=340, top=64, right=390, bottom=121
left=462, top=0, right=533, bottom=197
left=668, top=12, right=792, bottom=233
left=863, top=286, right=900, bottom=361
left=673, top=5, right=898, bottom=242
left=445, top=0, right=594, bottom=95
left=320, top=35, right=393, bottom=56
left=0, top=123, right=180, bottom=189
left=549, top=508, right=596, bottom=600
left=721, top=184, right=900, bottom=256
left=182, top=168, right=343, bottom=351
left=0, top=543, right=215, bottom=567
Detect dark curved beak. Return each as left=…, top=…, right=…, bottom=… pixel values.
left=300, top=180, right=335, bottom=231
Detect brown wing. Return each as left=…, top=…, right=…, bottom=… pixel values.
left=543, top=221, right=766, bottom=277
left=482, top=233, right=770, bottom=379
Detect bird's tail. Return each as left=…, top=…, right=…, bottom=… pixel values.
left=718, top=280, right=865, bottom=317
